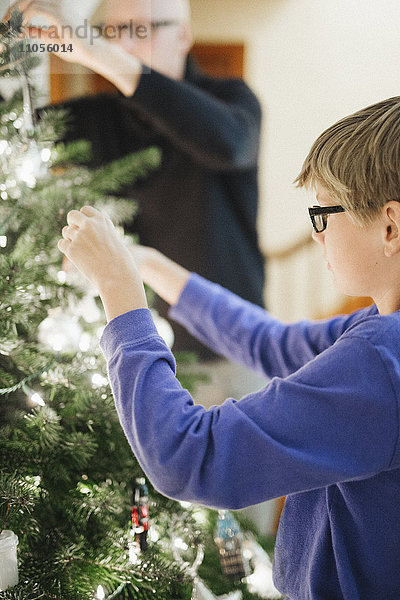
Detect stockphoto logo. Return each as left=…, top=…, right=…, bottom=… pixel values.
left=28, top=19, right=150, bottom=44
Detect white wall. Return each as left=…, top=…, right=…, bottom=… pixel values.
left=191, top=0, right=400, bottom=319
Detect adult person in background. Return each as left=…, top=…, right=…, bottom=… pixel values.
left=6, top=0, right=266, bottom=405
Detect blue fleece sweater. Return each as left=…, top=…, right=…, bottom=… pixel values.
left=100, top=274, right=400, bottom=600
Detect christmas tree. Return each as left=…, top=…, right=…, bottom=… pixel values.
left=0, top=12, right=280, bottom=600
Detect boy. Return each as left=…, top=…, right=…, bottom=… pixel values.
left=58, top=96, right=400, bottom=599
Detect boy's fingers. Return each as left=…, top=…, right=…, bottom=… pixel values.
left=62, top=225, right=78, bottom=240
left=57, top=237, right=70, bottom=254
left=80, top=205, right=99, bottom=217
left=67, top=209, right=87, bottom=227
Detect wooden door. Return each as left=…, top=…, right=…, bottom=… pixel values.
left=49, top=42, right=244, bottom=103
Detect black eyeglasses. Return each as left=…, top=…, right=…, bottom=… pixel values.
left=308, top=205, right=346, bottom=233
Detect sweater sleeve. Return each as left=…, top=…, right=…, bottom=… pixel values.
left=169, top=274, right=376, bottom=378
left=100, top=308, right=398, bottom=509
left=124, top=69, right=261, bottom=171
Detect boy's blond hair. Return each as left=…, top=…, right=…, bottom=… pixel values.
left=295, top=96, right=400, bottom=224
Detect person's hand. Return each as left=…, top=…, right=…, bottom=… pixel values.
left=3, top=1, right=142, bottom=96
left=58, top=206, right=147, bottom=321
left=4, top=0, right=92, bottom=65
left=130, top=244, right=191, bottom=306
left=130, top=244, right=160, bottom=279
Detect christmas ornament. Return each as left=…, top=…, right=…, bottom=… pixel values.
left=171, top=514, right=243, bottom=600
left=0, top=530, right=19, bottom=591
left=243, top=536, right=281, bottom=599
left=38, top=308, right=83, bottom=353
left=131, top=477, right=149, bottom=552
left=214, top=511, right=250, bottom=581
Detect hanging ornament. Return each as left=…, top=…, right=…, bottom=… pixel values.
left=171, top=513, right=243, bottom=600
left=15, top=140, right=46, bottom=188
left=214, top=511, right=250, bottom=582
left=243, top=536, right=281, bottom=599
left=38, top=308, right=83, bottom=353
left=0, top=530, right=19, bottom=592
left=131, top=478, right=149, bottom=553
left=17, top=64, right=36, bottom=134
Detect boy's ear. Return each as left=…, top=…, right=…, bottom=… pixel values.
left=383, top=201, right=400, bottom=257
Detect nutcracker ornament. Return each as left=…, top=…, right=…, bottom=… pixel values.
left=131, top=478, right=149, bottom=552
left=214, top=511, right=250, bottom=581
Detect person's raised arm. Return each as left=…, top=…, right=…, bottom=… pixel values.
left=128, top=71, right=262, bottom=170
left=131, top=245, right=190, bottom=306
left=58, top=211, right=375, bottom=378
left=3, top=1, right=141, bottom=96
left=131, top=245, right=374, bottom=378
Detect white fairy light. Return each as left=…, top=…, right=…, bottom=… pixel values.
left=173, top=537, right=189, bottom=551
left=96, top=585, right=105, bottom=600
left=91, top=373, right=108, bottom=388
left=0, top=236, right=7, bottom=248
left=25, top=475, right=41, bottom=487
left=57, top=271, right=67, bottom=284
left=41, top=148, right=51, bottom=162
left=38, top=311, right=83, bottom=353
left=0, top=140, right=8, bottom=154
left=30, top=393, right=45, bottom=407
left=79, top=333, right=91, bottom=352
left=15, top=142, right=47, bottom=188
left=15, top=154, right=37, bottom=187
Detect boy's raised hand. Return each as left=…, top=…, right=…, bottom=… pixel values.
left=58, top=206, right=147, bottom=321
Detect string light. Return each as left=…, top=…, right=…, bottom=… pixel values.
left=30, top=392, right=45, bottom=407
left=96, top=585, right=105, bottom=600
left=173, top=537, right=189, bottom=551
left=23, top=384, right=46, bottom=407
left=79, top=333, right=91, bottom=352
left=41, top=148, right=51, bottom=162
left=91, top=373, right=108, bottom=388
left=0, top=236, right=7, bottom=248
left=57, top=271, right=67, bottom=284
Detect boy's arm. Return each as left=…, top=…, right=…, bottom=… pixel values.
left=134, top=246, right=374, bottom=378
left=58, top=212, right=396, bottom=507
left=101, top=311, right=398, bottom=508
